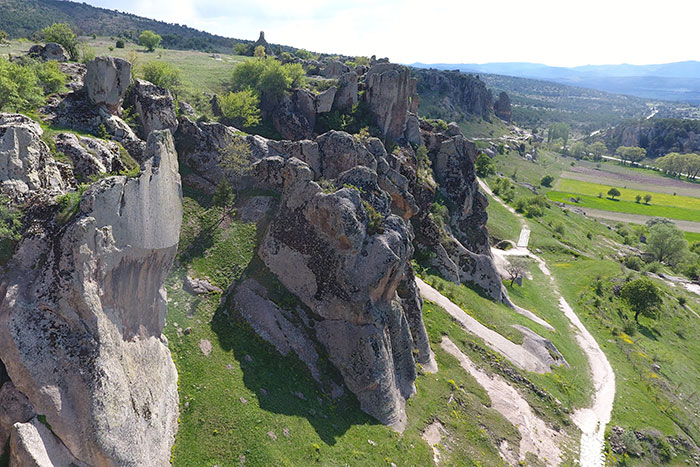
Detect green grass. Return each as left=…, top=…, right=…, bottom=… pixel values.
left=167, top=188, right=566, bottom=466
left=684, top=231, right=700, bottom=244
left=484, top=193, right=521, bottom=244
left=555, top=178, right=700, bottom=211
left=547, top=191, right=700, bottom=222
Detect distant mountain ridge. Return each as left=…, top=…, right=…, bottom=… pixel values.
left=410, top=61, right=700, bottom=104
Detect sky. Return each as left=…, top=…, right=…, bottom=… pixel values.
left=82, top=0, right=700, bottom=67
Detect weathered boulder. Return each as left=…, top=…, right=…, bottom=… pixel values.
left=54, top=132, right=126, bottom=182
left=128, top=79, right=178, bottom=139
left=27, top=42, right=68, bottom=62
left=494, top=91, right=512, bottom=122
left=315, top=86, right=337, bottom=114
left=253, top=156, right=436, bottom=430
left=332, top=71, right=358, bottom=111
left=0, top=114, right=69, bottom=199
left=0, top=130, right=182, bottom=466
left=85, top=57, right=132, bottom=114
left=404, top=113, right=422, bottom=146
left=364, top=64, right=417, bottom=141
left=10, top=418, right=88, bottom=467
left=316, top=130, right=377, bottom=179
left=0, top=383, right=36, bottom=458
left=272, top=91, right=315, bottom=141
left=321, top=60, right=350, bottom=78
left=58, top=62, right=88, bottom=91
left=184, top=276, right=222, bottom=295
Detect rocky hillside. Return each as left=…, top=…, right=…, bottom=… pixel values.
left=0, top=43, right=513, bottom=465
left=412, top=68, right=498, bottom=124
left=604, top=118, right=700, bottom=157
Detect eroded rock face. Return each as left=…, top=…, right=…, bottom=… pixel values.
left=54, top=132, right=126, bottom=182
left=494, top=91, right=512, bottom=123
left=253, top=155, right=435, bottom=430
left=85, top=57, right=132, bottom=114
left=0, top=114, right=70, bottom=199
left=27, top=42, right=69, bottom=62
left=0, top=130, right=182, bottom=466
left=364, top=64, right=418, bottom=142
left=128, top=79, right=179, bottom=139
left=333, top=71, right=358, bottom=111
left=416, top=121, right=508, bottom=303
left=414, top=69, right=493, bottom=122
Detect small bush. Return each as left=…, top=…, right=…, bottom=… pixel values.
left=622, top=255, right=643, bottom=271
left=218, top=90, right=261, bottom=128
left=141, top=61, right=182, bottom=91
left=116, top=39, right=125, bottom=48
left=0, top=196, right=22, bottom=264
left=363, top=201, right=384, bottom=235
left=540, top=174, right=554, bottom=187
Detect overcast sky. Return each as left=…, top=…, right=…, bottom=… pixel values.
left=83, top=0, right=700, bottom=66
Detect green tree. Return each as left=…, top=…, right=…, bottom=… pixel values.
left=645, top=222, right=688, bottom=265
left=616, top=146, right=646, bottom=165
left=233, top=43, right=249, bottom=56
left=230, top=58, right=304, bottom=103
left=643, top=194, right=652, bottom=204
left=30, top=60, right=66, bottom=94
left=115, top=39, right=125, bottom=49
left=635, top=194, right=641, bottom=203
left=587, top=141, right=607, bottom=161
left=540, top=175, right=554, bottom=187
left=607, top=187, right=621, bottom=200
left=547, top=122, right=570, bottom=146
left=139, top=30, right=162, bottom=52
left=41, top=23, right=78, bottom=60
left=0, top=31, right=8, bottom=45
left=218, top=90, right=261, bottom=128
left=0, top=59, right=44, bottom=111
left=141, top=61, right=181, bottom=91
left=569, top=141, right=587, bottom=159
left=220, top=136, right=253, bottom=184
left=475, top=153, right=495, bottom=177
left=620, top=277, right=663, bottom=323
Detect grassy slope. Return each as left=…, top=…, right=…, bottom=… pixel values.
left=483, top=148, right=700, bottom=465
left=166, top=187, right=571, bottom=466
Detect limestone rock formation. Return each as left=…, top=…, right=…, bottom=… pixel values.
left=128, top=79, right=179, bottom=139
left=0, top=114, right=70, bottom=199
left=85, top=57, right=132, bottom=114
left=321, top=60, right=350, bottom=78
left=253, top=31, right=273, bottom=56
left=0, top=127, right=183, bottom=466
left=54, top=132, right=126, bottom=182
left=364, top=64, right=418, bottom=141
left=251, top=143, right=436, bottom=430
left=27, top=43, right=68, bottom=62
left=494, top=91, right=512, bottom=122
left=414, top=69, right=493, bottom=122
left=315, top=86, right=337, bottom=113
left=332, top=71, right=358, bottom=111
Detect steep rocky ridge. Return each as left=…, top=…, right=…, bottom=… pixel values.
left=0, top=53, right=184, bottom=465
left=605, top=118, right=700, bottom=157
left=413, top=68, right=494, bottom=123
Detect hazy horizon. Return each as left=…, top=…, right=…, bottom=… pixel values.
left=80, top=0, right=700, bottom=67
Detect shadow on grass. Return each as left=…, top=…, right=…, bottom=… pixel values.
left=638, top=322, right=659, bottom=341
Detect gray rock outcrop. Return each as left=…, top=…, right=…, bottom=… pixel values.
left=494, top=91, right=512, bottom=123
left=128, top=79, right=179, bottom=139
left=253, top=153, right=436, bottom=431
left=85, top=57, right=132, bottom=114
left=414, top=68, right=493, bottom=122
left=27, top=43, right=69, bottom=62
left=0, top=114, right=70, bottom=199
left=364, top=64, right=418, bottom=142
left=332, top=71, right=358, bottom=111
left=0, top=129, right=183, bottom=466
left=54, top=132, right=127, bottom=182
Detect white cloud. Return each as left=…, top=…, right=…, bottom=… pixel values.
left=86, top=0, right=700, bottom=66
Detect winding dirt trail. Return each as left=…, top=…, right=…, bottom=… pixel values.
left=447, top=179, right=617, bottom=466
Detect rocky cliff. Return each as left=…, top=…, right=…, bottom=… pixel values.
left=0, top=55, right=183, bottom=466
left=605, top=118, right=700, bottom=157
left=413, top=68, right=494, bottom=123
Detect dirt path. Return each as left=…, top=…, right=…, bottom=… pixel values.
left=441, top=337, right=563, bottom=465
left=417, top=278, right=553, bottom=373
left=478, top=178, right=616, bottom=467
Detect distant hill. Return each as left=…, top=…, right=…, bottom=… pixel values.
left=0, top=0, right=294, bottom=53
left=411, top=61, right=700, bottom=104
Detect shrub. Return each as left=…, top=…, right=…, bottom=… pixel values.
left=622, top=255, right=643, bottom=271
left=0, top=59, right=44, bottom=111
left=363, top=201, right=384, bottom=235
left=115, top=39, right=125, bottom=48
left=475, top=153, right=495, bottom=177
left=540, top=175, right=554, bottom=187
left=29, top=60, right=66, bottom=94
left=41, top=23, right=78, bottom=60
left=295, top=49, right=313, bottom=60
left=218, top=89, right=261, bottom=128
left=231, top=58, right=305, bottom=102
left=620, top=277, right=663, bottom=323
left=607, top=187, right=621, bottom=200
left=141, top=61, right=182, bottom=91
left=139, top=30, right=162, bottom=52
left=0, top=196, right=22, bottom=264
left=233, top=43, right=249, bottom=56
left=79, top=42, right=96, bottom=64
